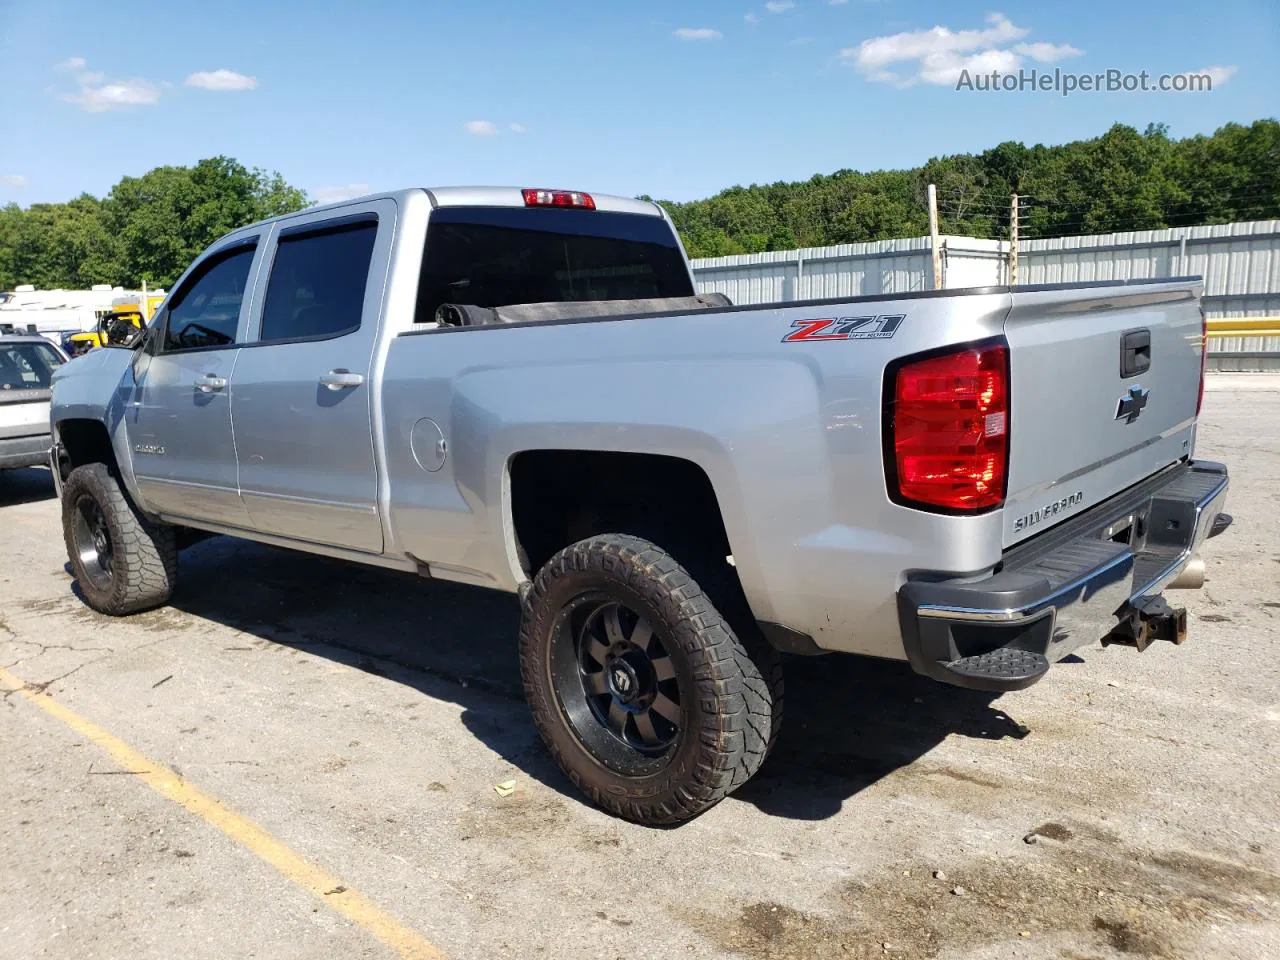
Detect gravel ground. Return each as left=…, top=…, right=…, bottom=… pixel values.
left=1, top=374, right=1277, bottom=960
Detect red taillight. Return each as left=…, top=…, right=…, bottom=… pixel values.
left=1196, top=306, right=1207, bottom=416
left=522, top=188, right=596, bottom=210
left=889, top=342, right=1009, bottom=512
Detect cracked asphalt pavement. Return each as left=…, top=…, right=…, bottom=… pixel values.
left=1, top=375, right=1278, bottom=960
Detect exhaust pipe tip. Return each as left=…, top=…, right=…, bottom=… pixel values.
left=1167, top=556, right=1206, bottom=590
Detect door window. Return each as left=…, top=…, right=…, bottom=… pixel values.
left=259, top=220, right=378, bottom=343
left=163, top=244, right=257, bottom=352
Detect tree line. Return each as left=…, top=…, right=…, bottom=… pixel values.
left=0, top=157, right=308, bottom=291
left=654, top=119, right=1279, bottom=258
left=2, top=119, right=1277, bottom=289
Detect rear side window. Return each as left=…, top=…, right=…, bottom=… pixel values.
left=164, top=244, right=257, bottom=352
left=259, top=220, right=378, bottom=343
left=0, top=342, right=63, bottom=390
left=415, top=207, right=694, bottom=324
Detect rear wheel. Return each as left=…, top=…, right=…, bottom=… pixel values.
left=519, top=534, right=780, bottom=825
left=62, top=463, right=177, bottom=615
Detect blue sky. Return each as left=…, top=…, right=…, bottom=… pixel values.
left=1, top=0, right=1276, bottom=206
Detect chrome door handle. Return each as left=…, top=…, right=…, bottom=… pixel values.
left=195, top=374, right=227, bottom=393
left=320, top=370, right=364, bottom=390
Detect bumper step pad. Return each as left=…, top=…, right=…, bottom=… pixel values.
left=941, top=648, right=1050, bottom=690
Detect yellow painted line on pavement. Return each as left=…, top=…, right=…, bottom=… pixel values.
left=0, top=665, right=446, bottom=960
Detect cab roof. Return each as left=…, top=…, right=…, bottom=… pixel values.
left=264, top=186, right=661, bottom=225
left=425, top=187, right=661, bottom=217
left=216, top=187, right=667, bottom=251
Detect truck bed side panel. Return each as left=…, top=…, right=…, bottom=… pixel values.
left=381, top=291, right=1011, bottom=659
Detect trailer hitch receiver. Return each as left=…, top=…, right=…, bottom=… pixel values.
left=1102, top=595, right=1188, bottom=652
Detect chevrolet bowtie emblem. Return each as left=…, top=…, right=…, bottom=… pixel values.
left=1115, top=384, right=1150, bottom=424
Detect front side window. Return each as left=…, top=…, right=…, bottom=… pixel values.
left=259, top=220, right=378, bottom=343
left=164, top=244, right=257, bottom=352
left=0, top=342, right=63, bottom=390
left=415, top=207, right=694, bottom=323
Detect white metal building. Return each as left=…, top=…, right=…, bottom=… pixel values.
left=690, top=219, right=1280, bottom=368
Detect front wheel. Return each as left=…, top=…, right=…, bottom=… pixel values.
left=519, top=534, right=781, bottom=825
left=62, top=463, right=177, bottom=615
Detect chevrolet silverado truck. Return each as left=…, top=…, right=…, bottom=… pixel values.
left=48, top=186, right=1230, bottom=825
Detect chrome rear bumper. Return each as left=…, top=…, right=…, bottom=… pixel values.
left=897, top=460, right=1229, bottom=691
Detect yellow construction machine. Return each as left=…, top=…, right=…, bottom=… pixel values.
left=63, top=292, right=164, bottom=356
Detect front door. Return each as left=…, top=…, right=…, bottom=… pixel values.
left=230, top=211, right=385, bottom=554
left=127, top=238, right=261, bottom=527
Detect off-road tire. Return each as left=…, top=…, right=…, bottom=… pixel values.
left=62, top=463, right=177, bottom=615
left=519, top=534, right=781, bottom=825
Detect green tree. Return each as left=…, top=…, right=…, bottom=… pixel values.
left=658, top=119, right=1278, bottom=254
left=0, top=157, right=309, bottom=290
left=105, top=157, right=310, bottom=286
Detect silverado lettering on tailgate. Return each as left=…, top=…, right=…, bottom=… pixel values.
left=1014, top=491, right=1084, bottom=534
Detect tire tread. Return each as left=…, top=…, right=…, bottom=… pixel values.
left=62, top=463, right=176, bottom=615
left=519, top=534, right=780, bottom=825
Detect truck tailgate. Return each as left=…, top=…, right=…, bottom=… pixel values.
left=1001, top=281, right=1203, bottom=548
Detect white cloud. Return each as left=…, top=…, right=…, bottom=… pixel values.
left=745, top=12, right=759, bottom=24
left=509, top=122, right=527, bottom=133
left=923, top=47, right=1020, bottom=85
left=55, top=56, right=86, bottom=71
left=1014, top=41, right=1083, bottom=63
left=765, top=0, right=795, bottom=11
left=185, top=69, right=258, bottom=91
left=843, top=13, right=1083, bottom=87
left=1198, top=64, right=1238, bottom=87
left=1, top=174, right=28, bottom=188
left=829, top=0, right=849, bottom=5
left=77, top=71, right=105, bottom=84
left=674, top=27, right=723, bottom=40
left=61, top=78, right=162, bottom=112
left=312, top=184, right=372, bottom=204
left=465, top=120, right=499, bottom=136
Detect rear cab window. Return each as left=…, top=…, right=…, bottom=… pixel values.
left=414, top=207, right=694, bottom=324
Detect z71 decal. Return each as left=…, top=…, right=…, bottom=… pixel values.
left=782, top=314, right=906, bottom=343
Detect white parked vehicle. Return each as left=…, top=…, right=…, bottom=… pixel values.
left=0, top=333, right=68, bottom=471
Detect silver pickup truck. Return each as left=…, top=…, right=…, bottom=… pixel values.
left=48, top=186, right=1230, bottom=825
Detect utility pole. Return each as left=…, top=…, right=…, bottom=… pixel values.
left=927, top=183, right=942, bottom=290
left=1009, top=193, right=1019, bottom=286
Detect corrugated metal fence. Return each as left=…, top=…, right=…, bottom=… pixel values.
left=690, top=219, right=1280, bottom=369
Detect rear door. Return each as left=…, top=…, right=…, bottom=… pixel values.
left=127, top=237, right=262, bottom=527
left=1000, top=281, right=1203, bottom=547
left=230, top=204, right=391, bottom=554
